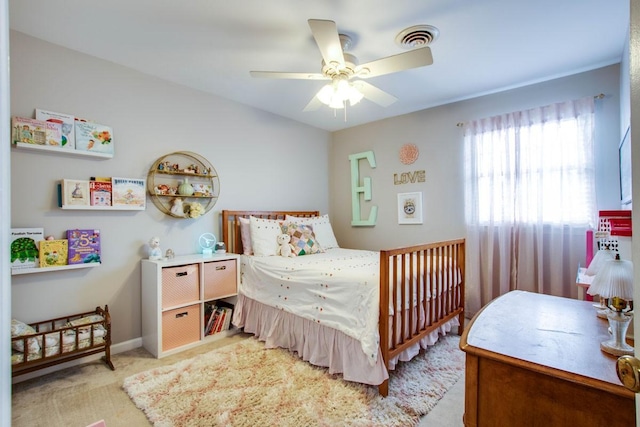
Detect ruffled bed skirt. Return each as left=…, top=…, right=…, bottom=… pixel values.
left=232, top=294, right=459, bottom=386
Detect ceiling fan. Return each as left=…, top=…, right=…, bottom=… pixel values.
left=250, top=19, right=434, bottom=111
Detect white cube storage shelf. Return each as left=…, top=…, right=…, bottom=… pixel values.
left=141, top=253, right=240, bottom=358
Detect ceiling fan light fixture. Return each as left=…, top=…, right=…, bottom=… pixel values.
left=347, top=84, right=364, bottom=106
left=316, top=78, right=362, bottom=110
left=316, top=84, right=335, bottom=105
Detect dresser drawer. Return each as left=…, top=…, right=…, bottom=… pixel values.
left=203, top=259, right=237, bottom=300
left=162, top=304, right=200, bottom=351
left=161, top=264, right=200, bottom=308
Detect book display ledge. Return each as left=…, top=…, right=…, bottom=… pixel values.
left=11, top=262, right=100, bottom=276
left=12, top=142, right=113, bottom=159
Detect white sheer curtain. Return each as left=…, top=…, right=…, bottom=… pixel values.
left=464, top=97, right=597, bottom=315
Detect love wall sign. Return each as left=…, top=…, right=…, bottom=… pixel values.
left=394, top=170, right=425, bottom=185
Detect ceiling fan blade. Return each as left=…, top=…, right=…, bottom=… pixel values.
left=352, top=80, right=398, bottom=107
left=250, top=71, right=327, bottom=80
left=308, top=19, right=345, bottom=66
left=303, top=95, right=324, bottom=112
left=356, top=46, right=433, bottom=78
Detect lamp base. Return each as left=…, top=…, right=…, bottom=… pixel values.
left=601, top=311, right=634, bottom=357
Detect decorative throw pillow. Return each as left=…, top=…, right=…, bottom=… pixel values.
left=11, top=319, right=41, bottom=354
left=281, top=222, right=324, bottom=256
left=249, top=216, right=283, bottom=256
left=238, top=217, right=253, bottom=255
left=285, top=214, right=339, bottom=249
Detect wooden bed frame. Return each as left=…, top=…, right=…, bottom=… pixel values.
left=221, top=210, right=465, bottom=396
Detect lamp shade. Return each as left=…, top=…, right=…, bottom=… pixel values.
left=587, top=254, right=634, bottom=300
left=586, top=248, right=615, bottom=276
left=315, top=78, right=364, bottom=110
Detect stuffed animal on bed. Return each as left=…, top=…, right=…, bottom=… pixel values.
left=276, top=233, right=295, bottom=257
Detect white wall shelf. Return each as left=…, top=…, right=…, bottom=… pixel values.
left=11, top=262, right=100, bottom=276
left=59, top=204, right=145, bottom=211
left=12, top=142, right=113, bottom=159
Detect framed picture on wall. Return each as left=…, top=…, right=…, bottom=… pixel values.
left=619, top=126, right=632, bottom=206
left=397, top=192, right=423, bottom=224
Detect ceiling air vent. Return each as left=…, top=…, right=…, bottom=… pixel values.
left=395, top=25, right=440, bottom=49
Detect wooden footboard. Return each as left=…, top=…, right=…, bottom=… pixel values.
left=378, top=239, right=465, bottom=396
left=11, top=305, right=114, bottom=376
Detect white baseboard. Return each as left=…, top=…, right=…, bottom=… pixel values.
left=12, top=337, right=143, bottom=384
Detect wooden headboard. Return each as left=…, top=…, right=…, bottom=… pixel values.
left=221, top=210, right=320, bottom=255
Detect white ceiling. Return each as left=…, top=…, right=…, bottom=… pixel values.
left=9, top=0, right=629, bottom=132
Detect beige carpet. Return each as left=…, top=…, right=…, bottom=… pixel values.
left=123, top=335, right=464, bottom=427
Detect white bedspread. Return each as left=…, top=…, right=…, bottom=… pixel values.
left=240, top=248, right=381, bottom=365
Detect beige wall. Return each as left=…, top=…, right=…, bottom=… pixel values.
left=9, top=31, right=331, bottom=345
left=330, top=65, right=621, bottom=251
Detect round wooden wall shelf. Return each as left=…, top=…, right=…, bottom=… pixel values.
left=147, top=151, right=219, bottom=218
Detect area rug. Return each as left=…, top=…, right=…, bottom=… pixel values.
left=123, top=335, right=464, bottom=427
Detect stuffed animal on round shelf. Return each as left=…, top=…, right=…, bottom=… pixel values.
left=170, top=197, right=185, bottom=217
left=276, top=233, right=296, bottom=258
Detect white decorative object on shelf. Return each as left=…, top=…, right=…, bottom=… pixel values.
left=148, top=236, right=163, bottom=260
left=199, top=233, right=217, bottom=257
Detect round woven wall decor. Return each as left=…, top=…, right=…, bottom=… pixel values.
left=399, top=143, right=419, bottom=165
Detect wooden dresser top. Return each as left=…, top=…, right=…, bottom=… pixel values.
left=461, top=290, right=631, bottom=393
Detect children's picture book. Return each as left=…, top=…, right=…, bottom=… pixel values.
left=11, top=117, right=47, bottom=145
left=39, top=239, right=69, bottom=267
left=11, top=228, right=44, bottom=269
left=61, top=179, right=91, bottom=206
left=112, top=177, right=146, bottom=208
left=74, top=120, right=114, bottom=155
left=67, top=229, right=101, bottom=264
left=43, top=121, right=63, bottom=147
left=35, top=109, right=76, bottom=149
left=90, top=177, right=112, bottom=207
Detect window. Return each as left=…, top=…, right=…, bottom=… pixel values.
left=465, top=97, right=596, bottom=227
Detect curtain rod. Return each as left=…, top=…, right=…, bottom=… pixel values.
left=456, top=93, right=606, bottom=127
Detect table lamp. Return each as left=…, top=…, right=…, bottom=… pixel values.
left=586, top=247, right=616, bottom=316
left=587, top=254, right=634, bottom=356
left=586, top=247, right=615, bottom=276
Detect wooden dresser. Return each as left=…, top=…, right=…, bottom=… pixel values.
left=460, top=290, right=635, bottom=427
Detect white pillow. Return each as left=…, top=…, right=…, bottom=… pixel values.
left=238, top=217, right=253, bottom=255
left=249, top=216, right=283, bottom=256
left=11, top=319, right=41, bottom=354
left=285, top=214, right=339, bottom=249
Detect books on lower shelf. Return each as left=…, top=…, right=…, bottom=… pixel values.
left=10, top=228, right=44, bottom=269
left=67, top=229, right=101, bottom=264
left=39, top=239, right=68, bottom=267
left=204, top=302, right=233, bottom=336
